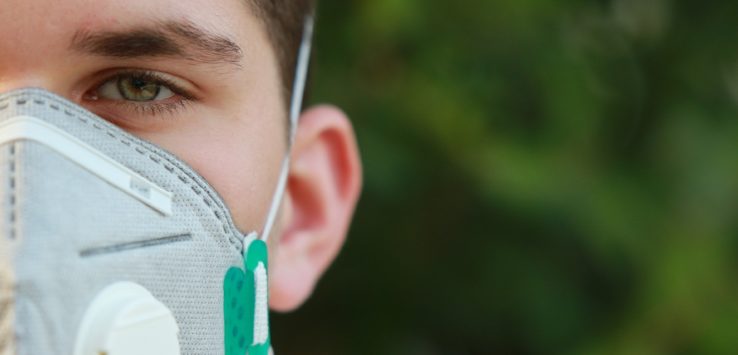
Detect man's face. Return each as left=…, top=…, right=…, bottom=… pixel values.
left=0, top=0, right=286, bottom=233
left=2, top=0, right=363, bottom=312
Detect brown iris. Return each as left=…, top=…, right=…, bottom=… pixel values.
left=117, top=77, right=161, bottom=101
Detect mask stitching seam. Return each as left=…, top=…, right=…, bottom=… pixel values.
left=0, top=143, right=12, bottom=352
left=0, top=95, right=243, bottom=253
left=0, top=266, right=13, bottom=354
left=8, top=143, right=16, bottom=241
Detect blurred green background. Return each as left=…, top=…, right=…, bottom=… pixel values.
left=272, top=1, right=738, bottom=354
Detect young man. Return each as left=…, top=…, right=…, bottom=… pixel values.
left=0, top=0, right=361, bottom=353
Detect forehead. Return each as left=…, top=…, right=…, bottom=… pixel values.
left=4, top=0, right=249, bottom=26
left=1, top=0, right=255, bottom=56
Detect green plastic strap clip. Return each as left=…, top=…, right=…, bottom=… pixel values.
left=224, top=237, right=271, bottom=355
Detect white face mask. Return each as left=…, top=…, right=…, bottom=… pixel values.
left=0, top=15, right=314, bottom=355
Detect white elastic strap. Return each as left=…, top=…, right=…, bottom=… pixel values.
left=289, top=13, right=315, bottom=142
left=260, top=14, right=315, bottom=242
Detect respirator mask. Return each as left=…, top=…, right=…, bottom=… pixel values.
left=0, top=14, right=314, bottom=355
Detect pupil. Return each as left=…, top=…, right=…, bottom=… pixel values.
left=132, top=78, right=147, bottom=89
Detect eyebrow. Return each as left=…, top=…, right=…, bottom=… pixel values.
left=70, top=21, right=243, bottom=67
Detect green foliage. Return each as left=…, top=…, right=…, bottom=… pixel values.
left=272, top=1, right=738, bottom=354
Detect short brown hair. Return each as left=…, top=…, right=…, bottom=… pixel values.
left=247, top=0, right=315, bottom=102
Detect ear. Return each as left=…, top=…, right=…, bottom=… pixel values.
left=269, top=105, right=362, bottom=312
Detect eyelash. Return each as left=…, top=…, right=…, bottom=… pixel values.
left=91, top=70, right=197, bottom=118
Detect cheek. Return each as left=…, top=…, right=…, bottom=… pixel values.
left=134, top=107, right=287, bottom=233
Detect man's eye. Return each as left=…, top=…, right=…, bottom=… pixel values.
left=97, top=75, right=176, bottom=102
left=84, top=70, right=197, bottom=124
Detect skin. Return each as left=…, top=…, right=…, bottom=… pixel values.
left=1, top=0, right=362, bottom=311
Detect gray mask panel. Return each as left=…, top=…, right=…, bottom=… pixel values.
left=0, top=88, right=263, bottom=354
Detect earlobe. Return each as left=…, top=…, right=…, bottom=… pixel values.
left=269, top=105, right=362, bottom=312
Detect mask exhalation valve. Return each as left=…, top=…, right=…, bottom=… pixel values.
left=73, top=282, right=181, bottom=355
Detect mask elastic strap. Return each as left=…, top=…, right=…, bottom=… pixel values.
left=259, top=13, right=315, bottom=243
